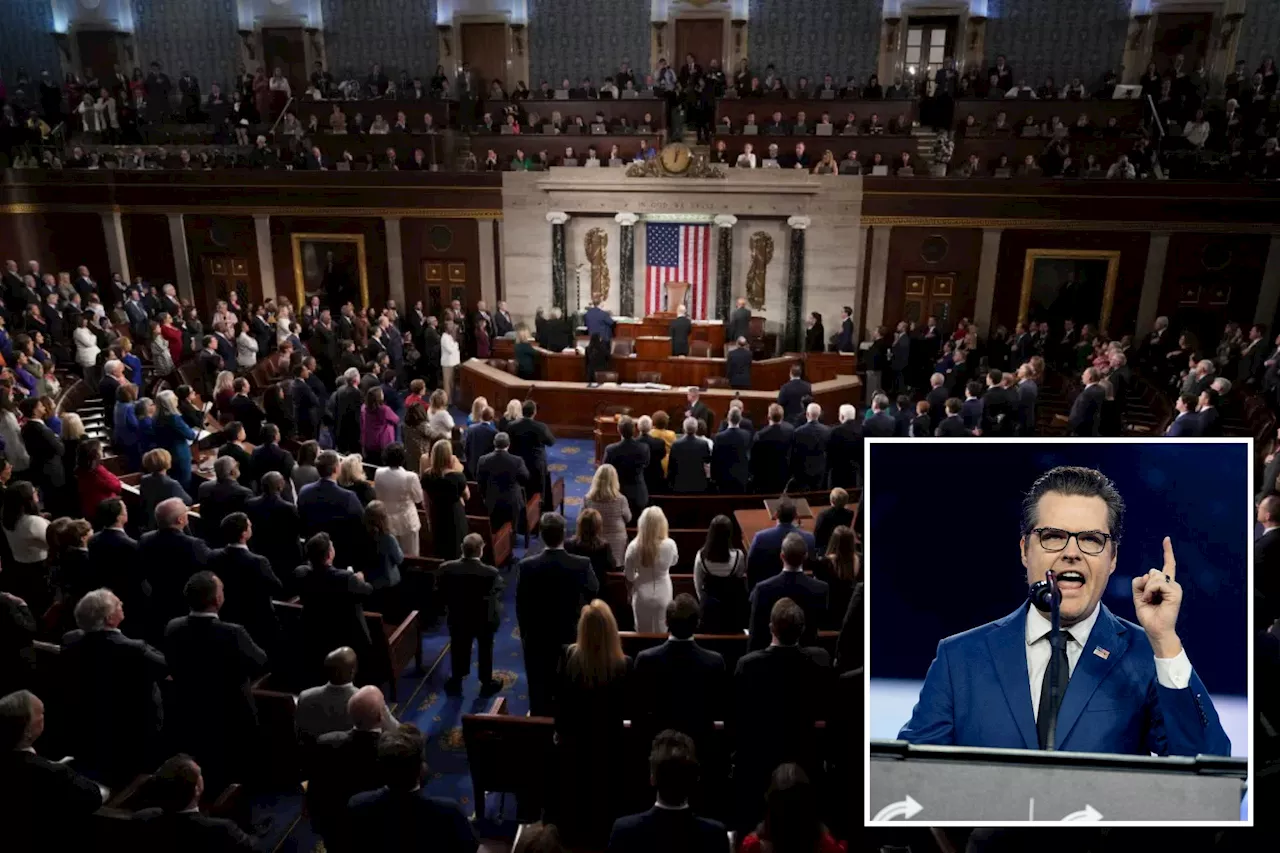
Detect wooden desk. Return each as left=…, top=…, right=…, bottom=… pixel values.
left=615, top=318, right=725, bottom=352
left=535, top=348, right=798, bottom=390
left=461, top=359, right=861, bottom=438
left=734, top=509, right=815, bottom=550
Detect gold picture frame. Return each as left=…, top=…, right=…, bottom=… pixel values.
left=290, top=232, right=369, bottom=311
left=1018, top=249, right=1121, bottom=334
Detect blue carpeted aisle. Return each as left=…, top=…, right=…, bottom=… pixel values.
left=267, top=439, right=597, bottom=850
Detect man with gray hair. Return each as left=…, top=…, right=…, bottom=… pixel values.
left=670, top=302, right=692, bottom=356
left=60, top=589, right=168, bottom=784
left=140, top=497, right=211, bottom=638
left=790, top=403, right=830, bottom=490
left=727, top=335, right=753, bottom=389
left=0, top=689, right=107, bottom=846
left=864, top=392, right=896, bottom=438
left=99, top=358, right=125, bottom=430
left=925, top=372, right=949, bottom=433
left=196, top=456, right=253, bottom=544
left=717, top=397, right=755, bottom=434
left=330, top=366, right=365, bottom=453
left=711, top=406, right=751, bottom=493
left=637, top=414, right=668, bottom=497
left=1181, top=358, right=1216, bottom=398
left=668, top=415, right=711, bottom=493
left=476, top=431, right=530, bottom=536
left=827, top=402, right=863, bottom=489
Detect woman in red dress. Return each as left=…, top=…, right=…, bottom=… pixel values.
left=740, top=763, right=847, bottom=853
left=474, top=317, right=491, bottom=359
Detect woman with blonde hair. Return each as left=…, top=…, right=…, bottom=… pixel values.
left=212, top=369, right=236, bottom=420
left=498, top=398, right=523, bottom=432
left=584, top=463, right=631, bottom=569
left=427, top=388, right=455, bottom=434
left=421, top=438, right=469, bottom=559
left=623, top=506, right=678, bottom=632
left=468, top=395, right=489, bottom=426
left=338, top=453, right=376, bottom=505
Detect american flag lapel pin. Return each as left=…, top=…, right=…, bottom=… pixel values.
left=1093, top=647, right=1110, bottom=660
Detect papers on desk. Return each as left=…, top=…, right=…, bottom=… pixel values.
left=620, top=382, right=672, bottom=390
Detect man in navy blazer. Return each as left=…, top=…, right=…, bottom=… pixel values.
left=462, top=410, right=497, bottom=479
left=607, top=730, right=727, bottom=853
left=745, top=500, right=817, bottom=591
left=899, top=466, right=1231, bottom=756
left=584, top=299, right=615, bottom=342
left=710, top=409, right=751, bottom=493
left=776, top=364, right=811, bottom=421
left=1165, top=394, right=1204, bottom=437
left=862, top=393, right=897, bottom=438
left=604, top=416, right=652, bottom=516
left=748, top=533, right=828, bottom=650
left=749, top=405, right=794, bottom=493
left=789, top=403, right=830, bottom=490
left=296, top=450, right=366, bottom=569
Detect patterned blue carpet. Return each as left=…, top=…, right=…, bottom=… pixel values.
left=264, top=439, right=596, bottom=850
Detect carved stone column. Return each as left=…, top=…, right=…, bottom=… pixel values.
left=547, top=211, right=570, bottom=311
left=167, top=213, right=194, bottom=304
left=615, top=213, right=638, bottom=316
left=714, top=214, right=737, bottom=324
left=785, top=216, right=810, bottom=353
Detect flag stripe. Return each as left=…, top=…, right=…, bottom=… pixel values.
left=644, top=222, right=710, bottom=320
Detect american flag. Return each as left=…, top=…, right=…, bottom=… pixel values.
left=645, top=222, right=711, bottom=318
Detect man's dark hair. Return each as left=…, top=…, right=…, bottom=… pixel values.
left=152, top=754, right=201, bottom=812
left=1021, top=465, right=1124, bottom=546
left=770, top=597, right=805, bottom=645
left=1252, top=324, right=1267, bottom=337
left=494, top=431, right=510, bottom=450
left=650, top=729, right=699, bottom=806
left=665, top=593, right=700, bottom=640
left=378, top=724, right=427, bottom=791
left=261, top=471, right=285, bottom=495
left=383, top=442, right=406, bottom=468
left=540, top=512, right=566, bottom=547
left=944, top=397, right=962, bottom=415
left=790, top=364, right=802, bottom=379
left=618, top=416, right=635, bottom=439
left=306, top=532, right=333, bottom=565
left=183, top=571, right=220, bottom=611
left=233, top=377, right=249, bottom=393
left=95, top=497, right=126, bottom=529
left=775, top=499, right=797, bottom=525
left=261, top=423, right=280, bottom=443
left=1178, top=393, right=1197, bottom=411
left=221, top=511, right=250, bottom=543
left=316, top=449, right=341, bottom=478
left=781, top=531, right=808, bottom=568
left=988, top=369, right=1003, bottom=385
left=523, top=400, right=537, bottom=417
left=965, top=381, right=983, bottom=399
left=1202, top=388, right=1220, bottom=408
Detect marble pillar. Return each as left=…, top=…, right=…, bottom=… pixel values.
left=973, top=228, right=1003, bottom=333
left=786, top=216, right=810, bottom=353
left=384, top=217, right=406, bottom=307
left=476, top=218, right=497, bottom=307
left=714, top=214, right=737, bottom=324
left=1136, top=231, right=1171, bottom=337
left=1257, top=236, right=1280, bottom=328
left=253, top=214, right=277, bottom=303
left=166, top=213, right=194, bottom=304
left=865, top=226, right=892, bottom=338
left=547, top=211, right=569, bottom=311
left=100, top=212, right=130, bottom=284
left=615, top=212, right=638, bottom=317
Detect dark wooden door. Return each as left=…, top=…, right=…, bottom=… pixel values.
left=262, top=27, right=308, bottom=94
left=76, top=31, right=122, bottom=80
left=674, top=18, right=725, bottom=70
left=903, top=273, right=955, bottom=327
left=461, top=23, right=510, bottom=89
left=1152, top=12, right=1213, bottom=71
left=203, top=257, right=252, bottom=319
left=421, top=260, right=478, bottom=318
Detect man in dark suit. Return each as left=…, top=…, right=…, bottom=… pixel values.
left=506, top=400, right=556, bottom=510
left=748, top=534, right=829, bottom=651
left=476, top=432, right=530, bottom=534
left=835, top=306, right=855, bottom=353
left=638, top=415, right=669, bottom=498
left=291, top=363, right=323, bottom=440
left=608, top=729, right=727, bottom=853
left=746, top=500, right=817, bottom=591
left=667, top=417, right=711, bottom=493
left=1257, top=496, right=1280, bottom=618
left=716, top=402, right=754, bottom=434
left=18, top=397, right=64, bottom=500
left=132, top=754, right=255, bottom=851
left=87, top=499, right=147, bottom=635
left=683, top=387, right=714, bottom=430
left=297, top=451, right=366, bottom=569
left=826, top=404, right=863, bottom=489
left=925, top=373, right=950, bottom=433
left=140, top=498, right=212, bottom=641
left=777, top=364, right=812, bottom=422
left=604, top=416, right=651, bottom=517
left=1197, top=388, right=1223, bottom=437
left=307, top=685, right=397, bottom=848
left=463, top=410, right=497, bottom=480
left=294, top=533, right=375, bottom=683
left=250, top=424, right=295, bottom=490
left=98, top=362, right=124, bottom=432
left=1165, top=394, right=1204, bottom=437
left=863, top=393, right=897, bottom=438
left=936, top=398, right=973, bottom=436
left=493, top=300, right=515, bottom=338
left=163, top=572, right=267, bottom=789
left=582, top=300, right=615, bottom=343
left=1237, top=324, right=1267, bottom=386
left=197, top=456, right=254, bottom=544
left=726, top=336, right=753, bottom=389
left=209, top=513, right=283, bottom=661
left=330, top=370, right=364, bottom=454
left=0, top=689, right=106, bottom=850
left=1016, top=364, right=1038, bottom=435
left=733, top=598, right=830, bottom=828
left=1068, top=367, right=1106, bottom=437
left=631, top=595, right=726, bottom=748
left=980, top=369, right=1016, bottom=437
left=750, top=404, right=794, bottom=494
left=197, top=336, right=224, bottom=396
left=961, top=381, right=985, bottom=431
left=438, top=533, right=505, bottom=696
left=346, top=724, right=477, bottom=852
left=789, top=403, right=830, bottom=491
left=515, top=514, right=598, bottom=715
left=711, top=409, right=752, bottom=493
left=245, top=472, right=304, bottom=585
left=889, top=323, right=912, bottom=393
left=728, top=297, right=752, bottom=342
left=669, top=304, right=693, bottom=356
left=60, top=589, right=168, bottom=785
left=227, top=377, right=266, bottom=443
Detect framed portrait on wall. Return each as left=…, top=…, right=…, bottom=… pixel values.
left=290, top=233, right=369, bottom=310
left=1018, top=249, right=1120, bottom=334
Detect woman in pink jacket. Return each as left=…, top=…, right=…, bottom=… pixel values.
left=360, top=386, right=400, bottom=465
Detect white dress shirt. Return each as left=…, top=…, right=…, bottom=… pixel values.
left=1025, top=602, right=1192, bottom=721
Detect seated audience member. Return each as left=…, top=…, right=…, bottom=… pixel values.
left=813, top=487, right=855, bottom=553
left=667, top=416, right=711, bottom=493
left=132, top=754, right=254, bottom=850
left=740, top=763, right=846, bottom=853
left=307, top=684, right=399, bottom=847
left=345, top=724, right=477, bottom=852
left=745, top=499, right=816, bottom=590
left=632, top=595, right=726, bottom=749
left=608, top=730, right=728, bottom=853
left=297, top=646, right=397, bottom=742
left=0, top=689, right=106, bottom=850
left=60, top=588, right=168, bottom=785
left=162, top=571, right=267, bottom=789
left=748, top=533, right=829, bottom=651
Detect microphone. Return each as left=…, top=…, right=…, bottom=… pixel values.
left=1029, top=568, right=1063, bottom=750
left=1028, top=569, right=1060, bottom=612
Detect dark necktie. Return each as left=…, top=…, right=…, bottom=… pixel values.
left=1037, top=631, right=1071, bottom=749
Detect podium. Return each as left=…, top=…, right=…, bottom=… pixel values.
left=664, top=280, right=690, bottom=315
left=869, top=740, right=1246, bottom=822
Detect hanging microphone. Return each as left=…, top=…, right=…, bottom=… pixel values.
left=1028, top=569, right=1060, bottom=612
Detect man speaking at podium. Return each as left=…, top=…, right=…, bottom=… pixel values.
left=898, top=466, right=1231, bottom=756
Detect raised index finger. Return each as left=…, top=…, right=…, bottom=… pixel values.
left=1162, top=536, right=1176, bottom=581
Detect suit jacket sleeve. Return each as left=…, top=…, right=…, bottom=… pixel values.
left=1147, top=667, right=1232, bottom=757
left=347, top=572, right=374, bottom=597
left=582, top=556, right=600, bottom=597
left=896, top=639, right=956, bottom=744
left=234, top=623, right=269, bottom=672
left=257, top=557, right=285, bottom=595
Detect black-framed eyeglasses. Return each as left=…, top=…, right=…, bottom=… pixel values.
left=1031, top=527, right=1112, bottom=556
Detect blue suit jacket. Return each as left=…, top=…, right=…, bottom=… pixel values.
left=584, top=306, right=614, bottom=341
left=1165, top=412, right=1203, bottom=437
left=898, top=603, right=1231, bottom=757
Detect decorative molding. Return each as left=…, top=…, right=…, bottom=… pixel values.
left=0, top=204, right=502, bottom=218
left=614, top=212, right=640, bottom=227
left=713, top=214, right=739, bottom=228
left=787, top=215, right=811, bottom=230
left=860, top=215, right=1280, bottom=234
left=545, top=211, right=571, bottom=225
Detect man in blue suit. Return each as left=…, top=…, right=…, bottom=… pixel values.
left=608, top=730, right=727, bottom=853
left=1164, top=394, right=1204, bottom=437
left=899, top=465, right=1231, bottom=756
left=746, top=500, right=816, bottom=592
left=296, top=450, right=366, bottom=570
left=584, top=299, right=615, bottom=342
left=748, top=533, right=828, bottom=651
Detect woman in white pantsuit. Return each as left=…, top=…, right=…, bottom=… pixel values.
left=623, top=506, right=678, bottom=633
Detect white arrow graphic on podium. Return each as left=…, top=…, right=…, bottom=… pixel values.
left=872, top=795, right=924, bottom=821
left=1062, top=804, right=1104, bottom=822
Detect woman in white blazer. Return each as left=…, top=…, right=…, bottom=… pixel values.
left=441, top=320, right=461, bottom=404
